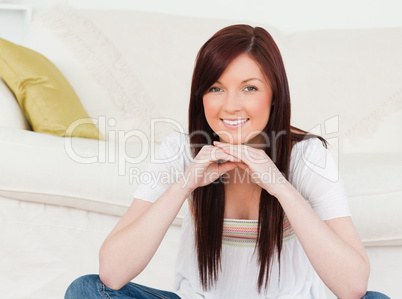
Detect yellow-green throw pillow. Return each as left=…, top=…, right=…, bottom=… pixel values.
left=0, top=38, right=103, bottom=140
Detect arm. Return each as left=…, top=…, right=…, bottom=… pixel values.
left=99, top=182, right=191, bottom=290
left=99, top=144, right=240, bottom=290
left=275, top=182, right=369, bottom=299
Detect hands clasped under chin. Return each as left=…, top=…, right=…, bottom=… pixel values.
left=213, top=141, right=288, bottom=196
left=176, top=141, right=287, bottom=196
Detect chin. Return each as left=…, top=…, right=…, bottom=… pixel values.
left=217, top=133, right=259, bottom=145
left=221, top=134, right=269, bottom=149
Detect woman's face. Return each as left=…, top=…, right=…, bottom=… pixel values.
left=203, top=54, right=273, bottom=145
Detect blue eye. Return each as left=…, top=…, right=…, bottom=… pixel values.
left=244, top=86, right=258, bottom=92
left=209, top=86, right=223, bottom=93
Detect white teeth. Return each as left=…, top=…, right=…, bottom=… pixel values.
left=223, top=119, right=248, bottom=125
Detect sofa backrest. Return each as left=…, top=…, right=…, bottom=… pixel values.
left=23, top=4, right=402, bottom=153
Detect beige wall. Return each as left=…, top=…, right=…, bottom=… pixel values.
left=3, top=0, right=402, bottom=33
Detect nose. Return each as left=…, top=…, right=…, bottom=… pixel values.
left=223, top=91, right=242, bottom=113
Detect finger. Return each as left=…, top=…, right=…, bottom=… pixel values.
left=208, top=147, right=242, bottom=163
left=197, top=146, right=236, bottom=162
left=213, top=142, right=244, bottom=159
left=213, top=142, right=267, bottom=165
left=214, top=141, right=266, bottom=155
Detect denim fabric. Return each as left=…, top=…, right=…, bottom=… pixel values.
left=65, top=274, right=181, bottom=299
left=65, top=274, right=390, bottom=299
left=361, top=291, right=390, bottom=299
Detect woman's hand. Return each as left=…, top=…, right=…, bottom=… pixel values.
left=177, top=144, right=242, bottom=192
left=213, top=141, right=287, bottom=196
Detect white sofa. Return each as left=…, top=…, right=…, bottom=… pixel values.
left=0, top=4, right=401, bottom=298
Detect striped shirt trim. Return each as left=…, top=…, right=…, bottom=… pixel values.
left=188, top=201, right=296, bottom=247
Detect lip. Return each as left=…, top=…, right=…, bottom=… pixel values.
left=220, top=118, right=249, bottom=129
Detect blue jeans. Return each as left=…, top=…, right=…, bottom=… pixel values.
left=361, top=291, right=390, bottom=299
left=65, top=274, right=389, bottom=299
left=65, top=274, right=181, bottom=299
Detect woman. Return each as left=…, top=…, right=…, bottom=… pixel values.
left=66, top=25, right=388, bottom=298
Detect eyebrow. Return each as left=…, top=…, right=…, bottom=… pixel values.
left=242, top=78, right=265, bottom=84
left=216, top=78, right=265, bottom=84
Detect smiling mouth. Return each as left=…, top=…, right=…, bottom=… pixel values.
left=221, top=118, right=249, bottom=128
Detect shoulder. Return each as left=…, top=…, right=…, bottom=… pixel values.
left=160, top=130, right=189, bottom=147
left=156, top=130, right=192, bottom=164
left=290, top=137, right=328, bottom=165
left=166, top=130, right=192, bottom=145
left=289, top=137, right=338, bottom=183
left=291, top=137, right=326, bottom=154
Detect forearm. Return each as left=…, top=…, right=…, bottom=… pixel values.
left=99, top=181, right=191, bottom=289
left=274, top=182, right=369, bottom=299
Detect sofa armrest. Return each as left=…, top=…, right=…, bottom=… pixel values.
left=0, top=127, right=149, bottom=217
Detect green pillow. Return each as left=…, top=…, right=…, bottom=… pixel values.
left=0, top=38, right=103, bottom=140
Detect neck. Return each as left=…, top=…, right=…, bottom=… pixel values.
left=224, top=168, right=259, bottom=188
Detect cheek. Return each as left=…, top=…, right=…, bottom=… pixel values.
left=251, top=96, right=271, bottom=123
left=203, top=97, right=217, bottom=112
left=203, top=97, right=220, bottom=124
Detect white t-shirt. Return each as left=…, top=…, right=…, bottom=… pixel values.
left=133, top=132, right=351, bottom=299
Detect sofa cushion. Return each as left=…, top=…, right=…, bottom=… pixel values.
left=282, top=28, right=402, bottom=154
left=0, top=38, right=102, bottom=140
left=0, top=77, right=30, bottom=130
left=340, top=153, right=402, bottom=246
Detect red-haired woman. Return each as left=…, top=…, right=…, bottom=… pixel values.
left=66, top=25, right=389, bottom=299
